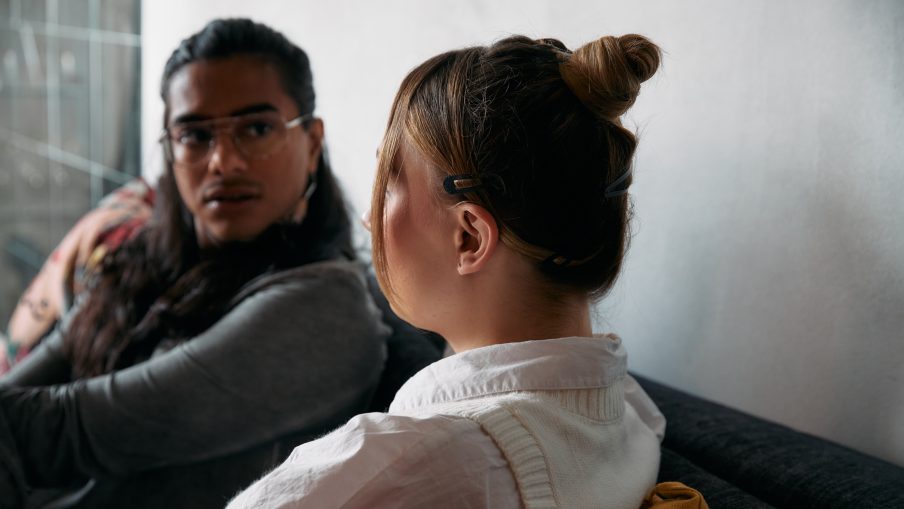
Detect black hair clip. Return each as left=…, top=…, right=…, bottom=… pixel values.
left=443, top=173, right=506, bottom=196
left=541, top=254, right=573, bottom=271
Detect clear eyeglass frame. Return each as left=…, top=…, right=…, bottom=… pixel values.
left=159, top=112, right=313, bottom=167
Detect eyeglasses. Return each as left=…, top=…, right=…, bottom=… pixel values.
left=159, top=111, right=312, bottom=166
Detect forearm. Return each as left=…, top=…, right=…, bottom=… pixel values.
left=0, top=331, right=72, bottom=389
left=0, top=384, right=95, bottom=488
left=0, top=406, right=27, bottom=509
left=0, top=262, right=389, bottom=489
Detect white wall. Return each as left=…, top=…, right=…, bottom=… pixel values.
left=142, top=0, right=904, bottom=466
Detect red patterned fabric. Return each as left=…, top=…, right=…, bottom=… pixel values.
left=1, top=180, right=155, bottom=374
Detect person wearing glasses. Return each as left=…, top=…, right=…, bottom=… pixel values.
left=0, top=19, right=395, bottom=508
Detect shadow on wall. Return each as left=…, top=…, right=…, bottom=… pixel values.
left=609, top=0, right=904, bottom=466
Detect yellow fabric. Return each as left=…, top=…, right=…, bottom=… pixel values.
left=641, top=481, right=710, bottom=509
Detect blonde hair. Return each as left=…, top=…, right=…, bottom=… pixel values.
left=372, top=34, right=661, bottom=303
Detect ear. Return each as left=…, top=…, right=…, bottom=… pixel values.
left=453, top=203, right=498, bottom=276
left=303, top=118, right=324, bottom=173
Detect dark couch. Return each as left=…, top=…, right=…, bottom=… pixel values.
left=635, top=375, right=904, bottom=509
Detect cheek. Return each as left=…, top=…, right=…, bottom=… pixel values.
left=248, top=161, right=306, bottom=221
left=173, top=170, right=202, bottom=213
left=382, top=195, right=452, bottom=329
left=264, top=149, right=308, bottom=198
left=384, top=194, right=440, bottom=290
left=383, top=195, right=422, bottom=287
left=383, top=195, right=408, bottom=264
left=276, top=133, right=314, bottom=184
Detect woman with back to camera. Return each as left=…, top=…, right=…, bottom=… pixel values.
left=229, top=33, right=666, bottom=508
left=0, top=18, right=392, bottom=508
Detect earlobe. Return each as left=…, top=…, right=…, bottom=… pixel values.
left=455, top=204, right=498, bottom=276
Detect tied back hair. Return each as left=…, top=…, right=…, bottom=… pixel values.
left=64, top=18, right=353, bottom=377
left=372, top=34, right=661, bottom=301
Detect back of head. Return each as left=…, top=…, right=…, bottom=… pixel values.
left=372, top=34, right=661, bottom=299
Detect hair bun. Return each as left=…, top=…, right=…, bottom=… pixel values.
left=559, top=33, right=661, bottom=121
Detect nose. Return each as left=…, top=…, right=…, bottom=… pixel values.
left=207, top=131, right=248, bottom=175
left=361, top=208, right=372, bottom=232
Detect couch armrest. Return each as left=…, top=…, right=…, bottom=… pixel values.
left=635, top=375, right=904, bottom=509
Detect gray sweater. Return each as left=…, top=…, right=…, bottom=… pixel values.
left=0, top=260, right=390, bottom=508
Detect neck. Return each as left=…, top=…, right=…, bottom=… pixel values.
left=447, top=299, right=592, bottom=353
left=440, top=251, right=594, bottom=353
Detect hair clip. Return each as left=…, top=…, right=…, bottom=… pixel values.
left=443, top=173, right=506, bottom=196
left=604, top=168, right=632, bottom=198
left=541, top=255, right=573, bottom=271
left=539, top=244, right=605, bottom=271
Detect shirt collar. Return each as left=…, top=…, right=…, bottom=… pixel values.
left=389, top=335, right=627, bottom=413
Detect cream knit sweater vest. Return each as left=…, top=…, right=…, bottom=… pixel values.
left=420, top=384, right=661, bottom=509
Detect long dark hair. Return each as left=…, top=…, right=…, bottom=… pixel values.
left=64, top=19, right=353, bottom=377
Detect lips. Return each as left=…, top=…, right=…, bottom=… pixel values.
left=202, top=185, right=261, bottom=205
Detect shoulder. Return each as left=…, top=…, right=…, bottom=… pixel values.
left=287, top=412, right=489, bottom=466
left=324, top=412, right=516, bottom=496
left=241, top=259, right=369, bottom=299
left=180, top=259, right=388, bottom=374
left=226, top=260, right=376, bottom=322
left=230, top=412, right=516, bottom=509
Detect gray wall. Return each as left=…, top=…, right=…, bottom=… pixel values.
left=142, top=0, right=904, bottom=466
left=594, top=0, right=904, bottom=467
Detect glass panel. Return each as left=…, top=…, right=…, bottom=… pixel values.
left=0, top=0, right=141, bottom=324
left=100, top=42, right=140, bottom=175
left=58, top=37, right=89, bottom=158
left=19, top=0, right=45, bottom=24
left=0, top=144, right=15, bottom=214
left=58, top=0, right=91, bottom=29
left=100, top=0, right=139, bottom=34
left=0, top=30, right=13, bottom=126
left=10, top=149, right=51, bottom=256
left=49, top=164, right=91, bottom=242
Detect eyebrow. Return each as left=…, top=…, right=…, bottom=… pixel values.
left=170, top=103, right=280, bottom=125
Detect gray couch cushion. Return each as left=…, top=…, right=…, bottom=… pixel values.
left=636, top=375, right=904, bottom=509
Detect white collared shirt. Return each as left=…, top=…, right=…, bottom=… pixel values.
left=228, top=335, right=665, bottom=509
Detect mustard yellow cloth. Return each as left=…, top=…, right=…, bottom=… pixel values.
left=642, top=481, right=710, bottom=509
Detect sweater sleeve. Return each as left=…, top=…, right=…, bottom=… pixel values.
left=0, top=329, right=72, bottom=389
left=0, top=261, right=390, bottom=491
left=1, top=296, right=84, bottom=389
left=226, top=413, right=521, bottom=509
